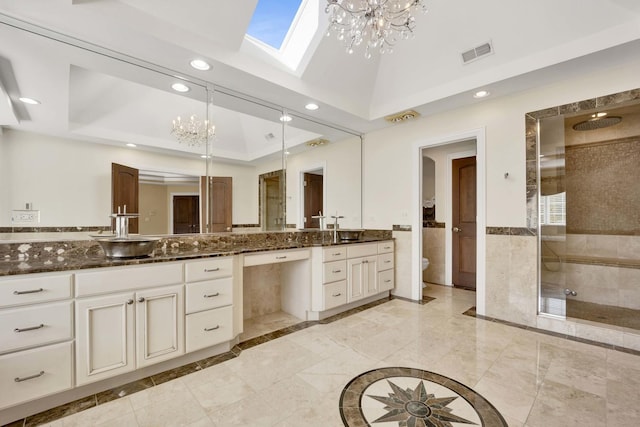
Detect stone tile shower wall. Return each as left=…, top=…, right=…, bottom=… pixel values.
left=527, top=88, right=640, bottom=337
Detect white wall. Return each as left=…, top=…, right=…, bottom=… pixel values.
left=0, top=130, right=258, bottom=227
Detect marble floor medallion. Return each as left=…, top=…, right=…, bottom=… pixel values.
left=339, top=367, right=507, bottom=427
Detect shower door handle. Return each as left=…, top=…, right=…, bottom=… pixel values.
left=452, top=226, right=462, bottom=233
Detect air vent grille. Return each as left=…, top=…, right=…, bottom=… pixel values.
left=461, top=41, right=493, bottom=64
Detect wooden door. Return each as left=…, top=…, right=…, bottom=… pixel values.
left=201, top=177, right=232, bottom=232
left=304, top=173, right=323, bottom=228
left=173, top=195, right=199, bottom=234
left=135, top=285, right=184, bottom=368
left=111, top=163, right=139, bottom=233
left=452, top=156, right=477, bottom=289
left=75, top=292, right=135, bottom=386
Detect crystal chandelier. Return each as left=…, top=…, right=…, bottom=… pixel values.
left=171, top=115, right=215, bottom=147
left=325, top=0, right=428, bottom=58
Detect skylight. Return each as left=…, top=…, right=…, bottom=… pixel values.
left=247, top=0, right=304, bottom=49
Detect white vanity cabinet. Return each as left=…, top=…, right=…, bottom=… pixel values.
left=184, top=257, right=236, bottom=353
left=74, top=262, right=184, bottom=386
left=311, top=240, right=395, bottom=314
left=0, top=272, right=74, bottom=410
left=347, top=243, right=379, bottom=302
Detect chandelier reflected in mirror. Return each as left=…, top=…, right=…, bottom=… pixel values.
left=325, top=0, right=428, bottom=58
left=171, top=115, right=215, bottom=147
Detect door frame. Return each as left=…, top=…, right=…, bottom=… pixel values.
left=169, top=192, right=199, bottom=234
left=411, top=128, right=486, bottom=315
left=297, top=161, right=327, bottom=229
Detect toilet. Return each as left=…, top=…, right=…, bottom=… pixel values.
left=422, top=258, right=429, bottom=288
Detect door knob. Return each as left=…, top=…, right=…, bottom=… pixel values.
left=453, top=226, right=463, bottom=233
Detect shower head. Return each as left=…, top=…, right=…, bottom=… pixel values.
left=572, top=116, right=622, bottom=131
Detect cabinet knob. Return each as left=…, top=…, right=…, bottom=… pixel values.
left=126, top=299, right=134, bottom=305
left=137, top=297, right=145, bottom=303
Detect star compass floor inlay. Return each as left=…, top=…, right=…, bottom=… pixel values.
left=339, top=367, right=507, bottom=427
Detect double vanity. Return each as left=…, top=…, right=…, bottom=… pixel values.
left=0, top=230, right=394, bottom=423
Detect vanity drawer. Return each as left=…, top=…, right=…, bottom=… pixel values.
left=377, top=252, right=394, bottom=271
left=323, top=246, right=346, bottom=262
left=185, top=277, right=233, bottom=314
left=346, top=243, right=377, bottom=259
left=0, top=273, right=72, bottom=308
left=76, top=262, right=183, bottom=297
left=185, top=305, right=233, bottom=353
left=323, top=280, right=347, bottom=310
left=185, top=257, right=233, bottom=282
left=378, top=241, right=394, bottom=254
left=0, top=341, right=73, bottom=410
left=323, top=260, right=347, bottom=284
left=0, top=301, right=74, bottom=354
left=243, top=248, right=310, bottom=267
left=378, top=269, right=395, bottom=292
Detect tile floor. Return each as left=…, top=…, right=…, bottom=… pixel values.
left=8, top=284, right=640, bottom=426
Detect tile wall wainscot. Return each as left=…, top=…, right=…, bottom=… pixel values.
left=485, top=228, right=538, bottom=327
left=527, top=87, right=640, bottom=351
left=422, top=222, right=445, bottom=285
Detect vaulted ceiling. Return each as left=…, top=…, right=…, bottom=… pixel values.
left=1, top=0, right=640, bottom=162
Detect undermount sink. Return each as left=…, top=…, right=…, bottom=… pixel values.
left=337, top=229, right=364, bottom=241
left=92, top=236, right=160, bottom=258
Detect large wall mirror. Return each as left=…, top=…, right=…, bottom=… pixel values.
left=0, top=17, right=362, bottom=237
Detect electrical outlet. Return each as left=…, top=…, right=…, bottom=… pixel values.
left=11, top=210, right=40, bottom=225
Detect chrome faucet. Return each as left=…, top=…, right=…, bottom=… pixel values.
left=331, top=212, right=344, bottom=243
left=311, top=211, right=326, bottom=230
left=110, top=205, right=139, bottom=239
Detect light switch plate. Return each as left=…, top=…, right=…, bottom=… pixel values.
left=11, top=210, right=40, bottom=225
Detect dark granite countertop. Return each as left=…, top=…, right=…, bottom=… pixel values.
left=0, top=231, right=393, bottom=277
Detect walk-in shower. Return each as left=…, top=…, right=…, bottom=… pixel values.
left=535, top=92, right=640, bottom=331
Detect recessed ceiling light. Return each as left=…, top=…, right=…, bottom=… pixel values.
left=305, top=103, right=319, bottom=111
left=473, top=90, right=490, bottom=98
left=19, top=97, right=41, bottom=105
left=171, top=83, right=190, bottom=93
left=279, top=115, right=293, bottom=122
left=190, top=59, right=211, bottom=71
left=126, top=143, right=137, bottom=148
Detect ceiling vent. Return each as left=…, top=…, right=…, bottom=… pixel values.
left=384, top=110, right=420, bottom=124
left=461, top=41, right=493, bottom=64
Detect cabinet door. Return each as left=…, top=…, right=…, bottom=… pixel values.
left=135, top=285, right=184, bottom=368
left=76, top=292, right=135, bottom=386
left=364, top=256, right=378, bottom=296
left=347, top=258, right=365, bottom=302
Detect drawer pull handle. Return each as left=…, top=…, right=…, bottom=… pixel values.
left=204, top=325, right=220, bottom=332
left=275, top=256, right=287, bottom=259
left=332, top=269, right=342, bottom=273
left=384, top=260, right=391, bottom=263
left=384, top=280, right=392, bottom=283
left=204, top=292, right=220, bottom=298
left=15, top=371, right=45, bottom=382
left=13, top=288, right=44, bottom=295
left=332, top=293, right=342, bottom=297
left=332, top=252, right=342, bottom=256
left=204, top=267, right=220, bottom=272
left=14, top=324, right=44, bottom=333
